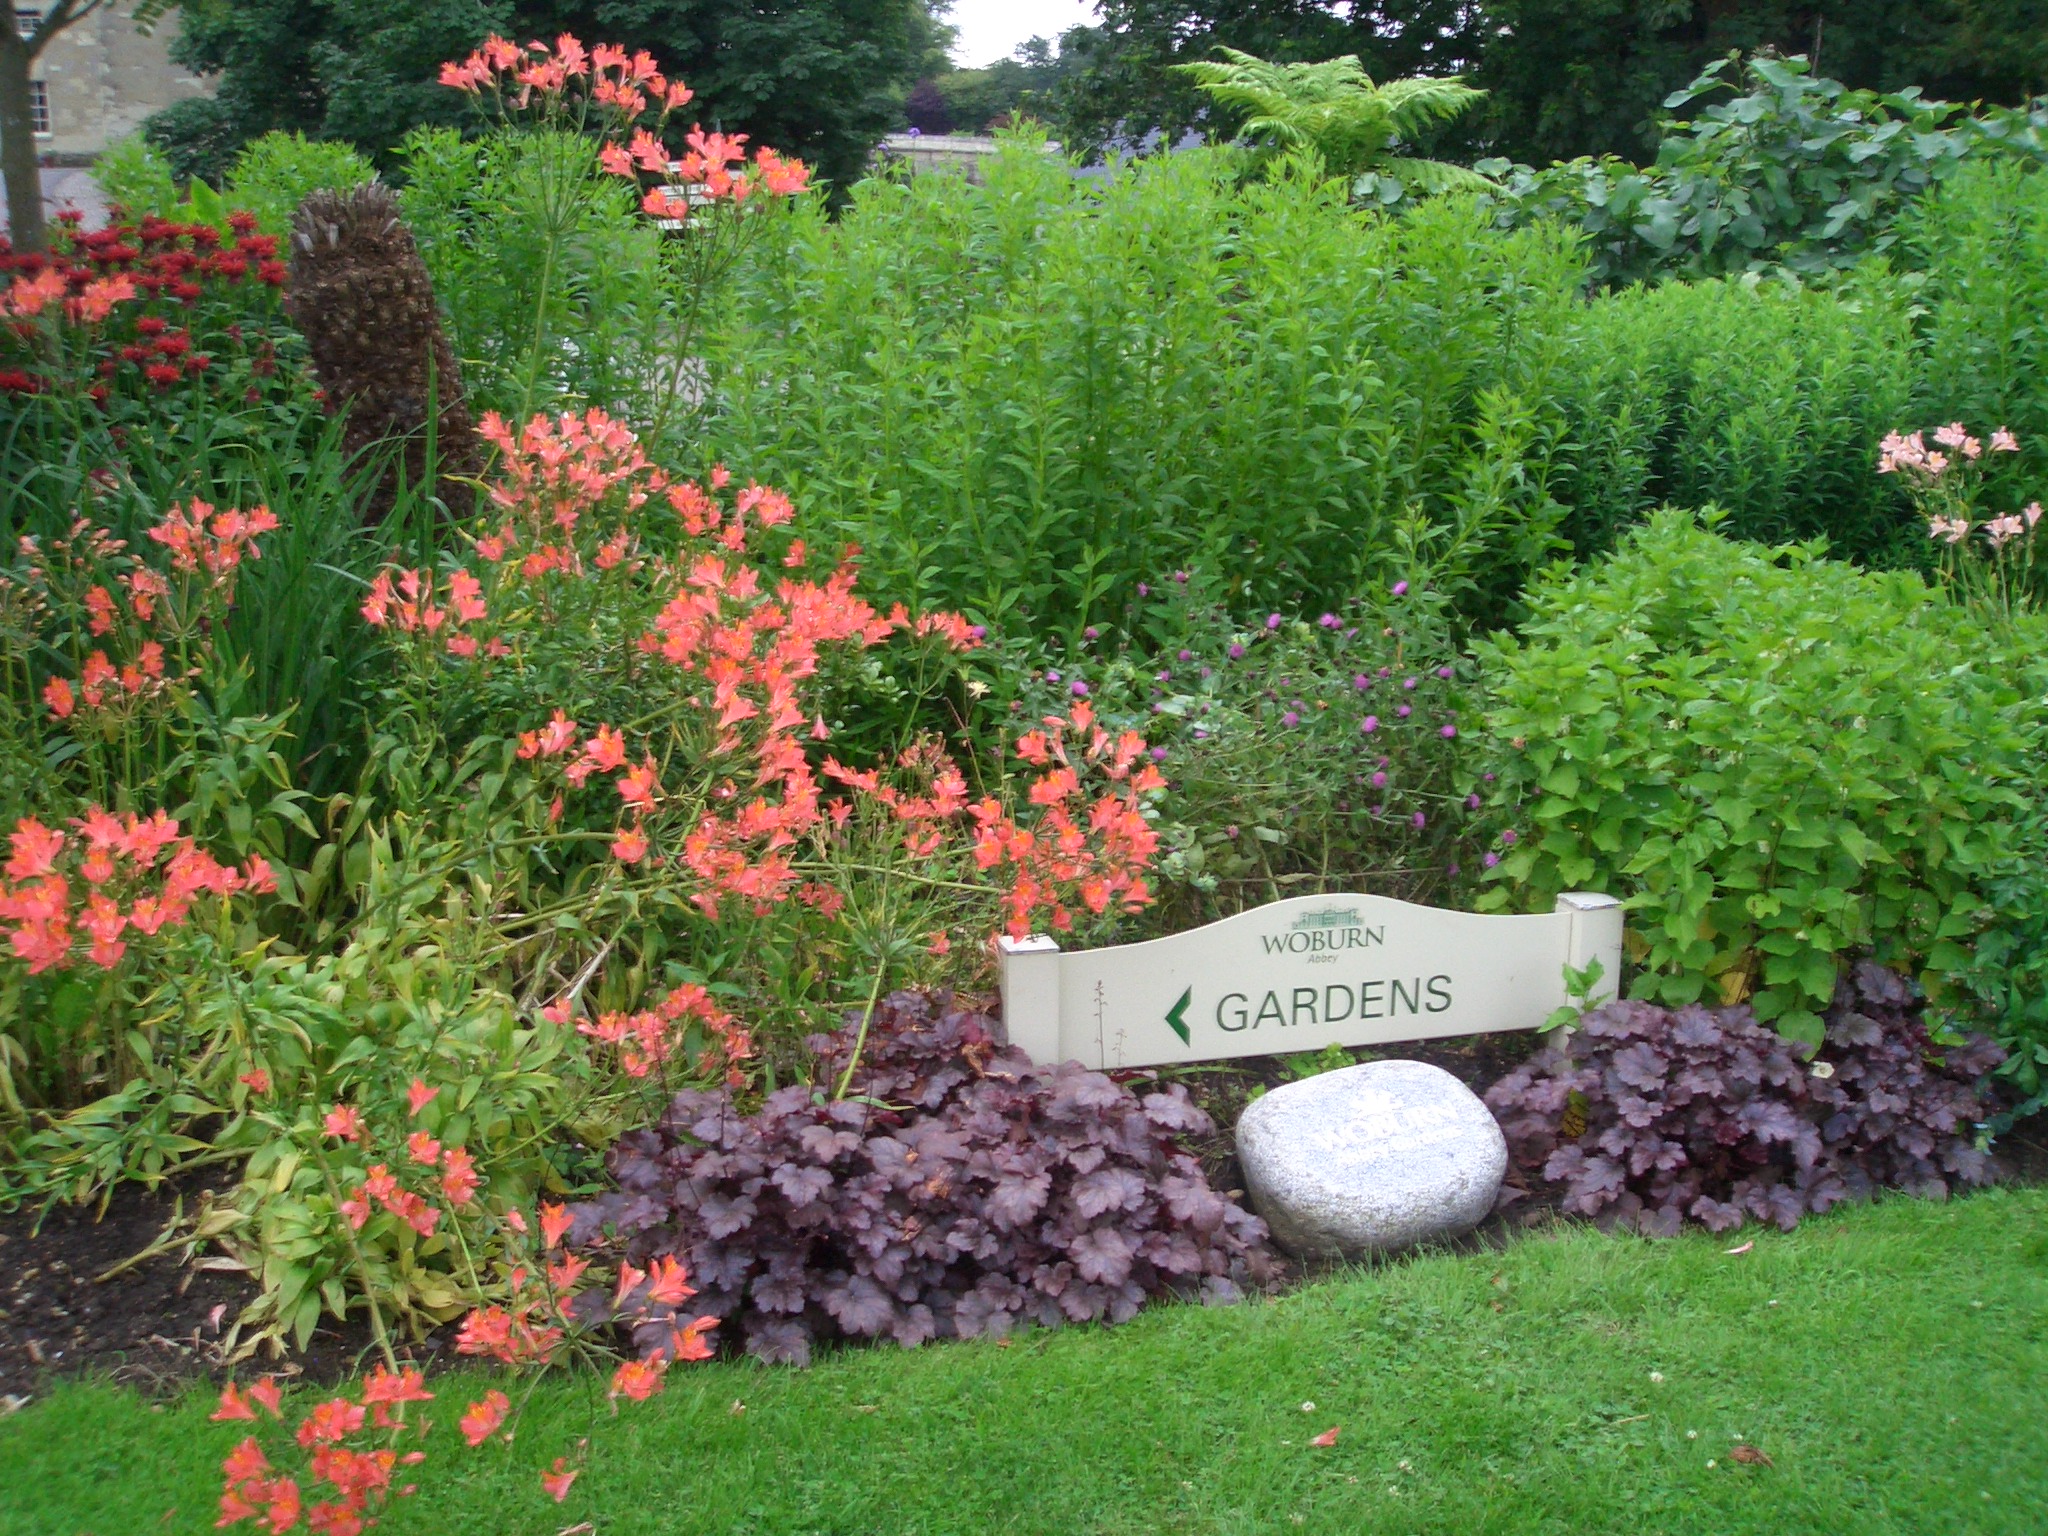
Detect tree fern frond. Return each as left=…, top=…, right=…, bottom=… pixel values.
left=1174, top=47, right=1487, bottom=199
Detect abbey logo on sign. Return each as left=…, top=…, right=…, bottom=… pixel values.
left=996, top=890, right=1623, bottom=1072
left=1260, top=905, right=1384, bottom=956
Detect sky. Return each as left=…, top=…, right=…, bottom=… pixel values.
left=947, top=0, right=1101, bottom=68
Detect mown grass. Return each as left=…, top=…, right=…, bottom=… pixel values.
left=6, top=1187, right=2046, bottom=1535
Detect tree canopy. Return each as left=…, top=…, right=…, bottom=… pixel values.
left=150, top=0, right=933, bottom=190
left=1039, top=0, right=2046, bottom=164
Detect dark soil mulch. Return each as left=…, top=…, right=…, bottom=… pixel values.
left=0, top=1171, right=435, bottom=1404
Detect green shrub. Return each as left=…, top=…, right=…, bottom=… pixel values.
left=1908, top=161, right=2048, bottom=509
left=1553, top=276, right=1917, bottom=563
left=702, top=141, right=1584, bottom=635
left=1480, top=55, right=2048, bottom=287
left=91, top=135, right=181, bottom=219
left=1477, top=511, right=2041, bottom=1046
left=997, top=581, right=1500, bottom=931
left=225, top=131, right=378, bottom=237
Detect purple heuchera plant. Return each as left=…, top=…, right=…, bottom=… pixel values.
left=1483, top=961, right=2005, bottom=1236
left=569, top=991, right=1274, bottom=1365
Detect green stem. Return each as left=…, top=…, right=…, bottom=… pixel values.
left=832, top=956, right=891, bottom=1103
left=314, top=1146, right=401, bottom=1373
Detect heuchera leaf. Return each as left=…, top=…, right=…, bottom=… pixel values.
left=572, top=990, right=1274, bottom=1364
left=1485, top=964, right=2004, bottom=1236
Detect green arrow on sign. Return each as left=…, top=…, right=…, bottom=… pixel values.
left=1165, top=986, right=1191, bottom=1046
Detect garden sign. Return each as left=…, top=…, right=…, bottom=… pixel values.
left=997, top=892, right=1623, bottom=1070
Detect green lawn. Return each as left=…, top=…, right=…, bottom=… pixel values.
left=7, top=1188, right=2047, bottom=1536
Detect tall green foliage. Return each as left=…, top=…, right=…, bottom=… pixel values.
left=1908, top=161, right=2048, bottom=479
left=700, top=142, right=1584, bottom=636
left=1550, top=276, right=1918, bottom=561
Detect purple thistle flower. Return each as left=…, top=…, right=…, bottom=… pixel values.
left=1501, top=829, right=1518, bottom=846
left=1282, top=710, right=1300, bottom=726
left=970, top=624, right=987, bottom=640
left=1440, top=724, right=1457, bottom=739
left=1157, top=669, right=1171, bottom=681
left=1403, top=676, right=1418, bottom=690
left=1397, top=704, right=1412, bottom=718
left=1412, top=811, right=1427, bottom=830
left=1371, top=770, right=1388, bottom=788
left=1392, top=580, right=1408, bottom=596
left=1045, top=669, right=1061, bottom=683
left=1483, top=851, right=1499, bottom=868
left=1483, top=771, right=1496, bottom=782
left=1178, top=649, right=1194, bottom=662
left=1466, top=794, right=1481, bottom=809
left=1150, top=746, right=1168, bottom=762
left=1266, top=613, right=1282, bottom=630
left=1436, top=666, right=1453, bottom=679
left=1137, top=583, right=1151, bottom=597
left=1228, top=643, right=1245, bottom=659
left=1071, top=681, right=1090, bottom=697
left=1084, top=626, right=1099, bottom=641
left=1353, top=673, right=1371, bottom=689
left=1361, top=715, right=1379, bottom=733
left=1200, top=666, right=1213, bottom=679
left=1318, top=612, right=1339, bottom=628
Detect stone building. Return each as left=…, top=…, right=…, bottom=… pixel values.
left=18, top=4, right=209, bottom=164
left=4, top=6, right=208, bottom=229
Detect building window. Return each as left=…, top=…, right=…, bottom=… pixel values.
left=15, top=9, right=40, bottom=37
left=29, top=79, right=49, bottom=136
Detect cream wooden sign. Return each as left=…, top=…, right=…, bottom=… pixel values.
left=996, top=892, right=1623, bottom=1070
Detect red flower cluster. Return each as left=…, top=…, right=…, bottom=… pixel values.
left=330, top=1080, right=483, bottom=1238
left=209, top=1365, right=515, bottom=1534
left=970, top=700, right=1164, bottom=938
left=144, top=497, right=277, bottom=589
left=29, top=499, right=275, bottom=725
left=359, top=566, right=501, bottom=657
left=0, top=809, right=272, bottom=973
left=569, top=979, right=751, bottom=1082
left=437, top=33, right=808, bottom=221
left=369, top=403, right=1156, bottom=947
left=1, top=213, right=287, bottom=397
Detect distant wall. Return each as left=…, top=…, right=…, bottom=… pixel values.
left=26, top=8, right=211, bottom=164
left=874, top=134, right=1061, bottom=185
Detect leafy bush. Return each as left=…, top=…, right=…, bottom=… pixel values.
left=571, top=989, right=1275, bottom=1365
left=223, top=131, right=377, bottom=237
left=1908, top=162, right=2048, bottom=489
left=704, top=141, right=1583, bottom=632
left=1000, top=580, right=1505, bottom=929
left=1552, top=276, right=1917, bottom=563
left=92, top=136, right=182, bottom=220
left=1484, top=961, right=2005, bottom=1235
left=1478, top=512, right=2040, bottom=1045
left=1481, top=55, right=2048, bottom=287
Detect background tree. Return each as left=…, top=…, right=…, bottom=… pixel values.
left=1048, top=1, right=2046, bottom=164
left=1, top=0, right=170, bottom=251
left=149, top=0, right=505, bottom=180
left=154, top=0, right=933, bottom=194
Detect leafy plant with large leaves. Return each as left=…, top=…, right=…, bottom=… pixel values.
left=1477, top=511, right=2044, bottom=1047
left=1481, top=53, right=2048, bottom=286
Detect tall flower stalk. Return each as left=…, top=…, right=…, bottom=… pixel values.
left=1880, top=422, right=2038, bottom=623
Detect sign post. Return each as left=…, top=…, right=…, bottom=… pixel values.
left=996, top=892, right=1622, bottom=1070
